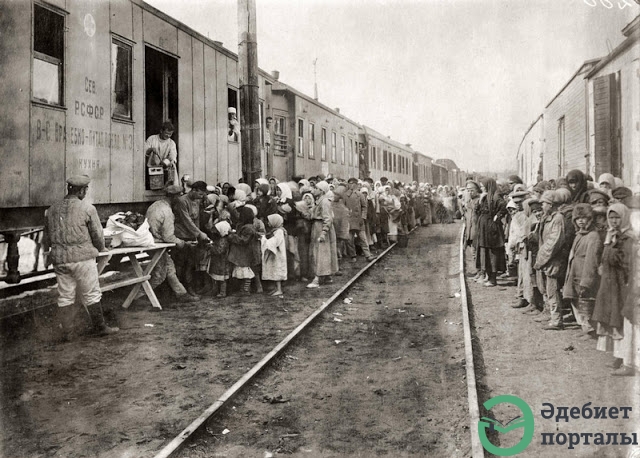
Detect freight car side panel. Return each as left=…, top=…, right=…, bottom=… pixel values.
left=131, top=3, right=145, bottom=201
left=65, top=0, right=112, bottom=204
left=142, top=8, right=178, bottom=56
left=227, top=56, right=241, bottom=184
left=0, top=0, right=31, bottom=208
left=192, top=40, right=206, bottom=180
left=204, top=46, right=219, bottom=185
left=110, top=0, right=133, bottom=41
left=109, top=121, right=135, bottom=202
left=29, top=106, right=66, bottom=205
left=216, top=53, right=229, bottom=183
left=177, top=30, right=194, bottom=181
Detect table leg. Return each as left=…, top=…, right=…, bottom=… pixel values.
left=121, top=248, right=166, bottom=310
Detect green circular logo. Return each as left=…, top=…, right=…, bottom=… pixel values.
left=478, top=394, right=535, bottom=456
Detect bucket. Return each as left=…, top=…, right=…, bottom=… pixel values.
left=148, top=166, right=165, bottom=190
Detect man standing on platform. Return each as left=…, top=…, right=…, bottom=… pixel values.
left=43, top=175, right=119, bottom=339
left=172, top=180, right=210, bottom=295
left=344, top=177, right=375, bottom=262
left=132, top=185, right=199, bottom=307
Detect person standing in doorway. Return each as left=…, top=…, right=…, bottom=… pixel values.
left=145, top=121, right=179, bottom=185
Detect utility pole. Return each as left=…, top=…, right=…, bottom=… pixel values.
left=238, top=0, right=261, bottom=184
left=313, top=58, right=318, bottom=101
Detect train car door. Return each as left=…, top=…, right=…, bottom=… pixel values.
left=144, top=46, right=178, bottom=190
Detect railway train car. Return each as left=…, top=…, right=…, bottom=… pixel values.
left=360, top=126, right=415, bottom=184
left=412, top=151, right=434, bottom=185
left=264, top=78, right=363, bottom=181
left=0, top=0, right=278, bottom=282
left=0, top=0, right=464, bottom=283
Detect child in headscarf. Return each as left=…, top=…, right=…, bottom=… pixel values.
left=228, top=207, right=259, bottom=296
left=245, top=204, right=265, bottom=294
left=255, top=183, right=277, bottom=223
left=206, top=220, right=232, bottom=297
left=331, top=191, right=350, bottom=260
left=616, top=202, right=640, bottom=375
left=592, top=203, right=635, bottom=368
left=261, top=214, right=288, bottom=296
left=566, top=170, right=589, bottom=204
left=562, top=204, right=603, bottom=336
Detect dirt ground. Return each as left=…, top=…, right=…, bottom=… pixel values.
left=465, top=246, right=640, bottom=458
left=178, top=223, right=470, bottom=458
left=0, top=223, right=470, bottom=458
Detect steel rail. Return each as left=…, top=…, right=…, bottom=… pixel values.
left=459, top=224, right=485, bottom=457
left=153, top=238, right=401, bottom=458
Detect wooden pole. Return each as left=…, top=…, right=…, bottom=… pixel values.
left=238, top=0, right=261, bottom=184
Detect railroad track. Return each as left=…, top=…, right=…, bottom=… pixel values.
left=151, top=224, right=485, bottom=458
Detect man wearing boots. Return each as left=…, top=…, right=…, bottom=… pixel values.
left=172, top=180, right=210, bottom=295
left=344, top=177, right=375, bottom=262
left=43, top=175, right=118, bottom=339
left=132, top=185, right=199, bottom=307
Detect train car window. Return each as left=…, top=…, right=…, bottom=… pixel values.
left=273, top=115, right=286, bottom=156
left=331, top=132, right=337, bottom=163
left=297, top=118, right=304, bottom=157
left=349, top=139, right=353, bottom=166
left=228, top=88, right=240, bottom=142
left=112, top=39, right=132, bottom=119
left=321, top=127, right=327, bottom=161
left=383, top=150, right=387, bottom=172
left=33, top=5, right=64, bottom=105
left=340, top=135, right=345, bottom=164
left=393, top=154, right=397, bottom=173
left=308, top=123, right=315, bottom=159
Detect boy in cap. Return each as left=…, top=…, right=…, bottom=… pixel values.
left=43, top=175, right=119, bottom=339
left=534, top=190, right=569, bottom=330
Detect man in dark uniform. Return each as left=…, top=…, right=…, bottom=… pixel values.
left=43, top=175, right=118, bottom=339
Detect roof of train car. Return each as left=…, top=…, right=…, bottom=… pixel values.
left=434, top=158, right=460, bottom=171
left=270, top=82, right=362, bottom=130
left=136, top=0, right=279, bottom=82
left=361, top=125, right=415, bottom=155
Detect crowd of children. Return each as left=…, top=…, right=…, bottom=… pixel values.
left=463, top=172, right=640, bottom=376
left=172, top=175, right=454, bottom=298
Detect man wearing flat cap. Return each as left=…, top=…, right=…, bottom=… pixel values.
left=344, top=177, right=375, bottom=262
left=172, top=180, right=210, bottom=295
left=133, top=185, right=199, bottom=307
left=42, top=175, right=118, bottom=339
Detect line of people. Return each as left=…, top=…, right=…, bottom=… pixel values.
left=462, top=172, right=640, bottom=376
left=140, top=175, right=454, bottom=301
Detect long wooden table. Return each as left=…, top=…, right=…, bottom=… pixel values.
left=97, top=243, right=175, bottom=310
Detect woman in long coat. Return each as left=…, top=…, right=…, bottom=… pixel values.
left=475, top=177, right=508, bottom=286
left=592, top=203, right=635, bottom=358
left=306, top=181, right=339, bottom=288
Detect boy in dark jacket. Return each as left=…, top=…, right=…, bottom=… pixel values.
left=562, top=204, right=603, bottom=336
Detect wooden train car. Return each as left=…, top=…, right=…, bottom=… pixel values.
left=264, top=78, right=362, bottom=181
left=361, top=126, right=415, bottom=184
left=0, top=0, right=275, bottom=235
left=412, top=151, right=433, bottom=185
left=0, top=0, right=466, bottom=283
